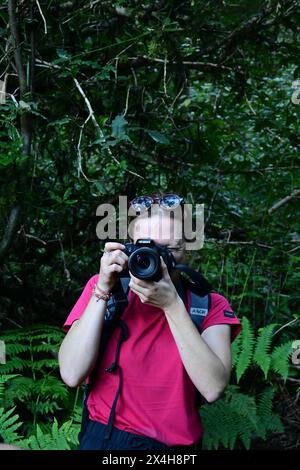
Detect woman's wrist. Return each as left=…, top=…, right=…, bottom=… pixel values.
left=96, top=276, right=113, bottom=293
left=163, top=292, right=184, bottom=316
left=93, top=282, right=112, bottom=302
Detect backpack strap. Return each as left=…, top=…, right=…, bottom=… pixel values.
left=189, top=290, right=210, bottom=332
left=78, top=278, right=131, bottom=444
left=119, top=276, right=130, bottom=295
left=187, top=282, right=212, bottom=407
left=178, top=273, right=211, bottom=332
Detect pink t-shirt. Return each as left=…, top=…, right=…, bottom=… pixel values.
left=63, top=274, right=242, bottom=446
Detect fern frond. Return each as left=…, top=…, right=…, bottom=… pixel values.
left=0, top=407, right=23, bottom=444
left=18, top=418, right=79, bottom=450
left=225, top=385, right=258, bottom=428
left=33, top=376, right=69, bottom=401
left=253, top=323, right=277, bottom=379
left=201, top=385, right=284, bottom=450
left=231, top=331, right=242, bottom=368
left=1, top=357, right=60, bottom=374
left=235, top=316, right=255, bottom=382
left=4, top=344, right=29, bottom=355
left=2, top=324, right=63, bottom=338
left=33, top=343, right=60, bottom=353
left=0, top=357, right=28, bottom=374
left=27, top=399, right=62, bottom=415
left=270, top=341, right=293, bottom=382
left=69, top=405, right=83, bottom=425
left=2, top=377, right=35, bottom=408
left=255, top=387, right=284, bottom=438
left=201, top=397, right=253, bottom=450
left=0, top=374, right=21, bottom=400
left=30, top=359, right=60, bottom=371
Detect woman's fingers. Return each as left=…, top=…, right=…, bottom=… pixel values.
left=106, top=250, right=128, bottom=268
left=103, top=242, right=125, bottom=253
left=99, top=244, right=127, bottom=289
left=129, top=274, right=153, bottom=289
left=108, top=263, right=124, bottom=273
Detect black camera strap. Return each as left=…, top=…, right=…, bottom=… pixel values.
left=101, top=277, right=131, bottom=440
left=103, top=318, right=129, bottom=440
left=174, top=264, right=212, bottom=296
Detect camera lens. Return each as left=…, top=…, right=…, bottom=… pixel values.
left=136, top=254, right=151, bottom=269
left=128, top=247, right=161, bottom=281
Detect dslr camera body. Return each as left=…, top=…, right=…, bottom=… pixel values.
left=122, top=238, right=177, bottom=282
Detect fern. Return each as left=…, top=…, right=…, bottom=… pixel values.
left=0, top=325, right=70, bottom=420
left=270, top=341, right=293, bottom=382
left=253, top=323, right=277, bottom=378
left=0, top=407, right=23, bottom=444
left=69, top=404, right=83, bottom=426
left=2, top=377, right=68, bottom=415
left=235, top=316, right=255, bottom=382
left=0, top=321, right=294, bottom=451
left=27, top=400, right=63, bottom=415
left=0, top=375, right=20, bottom=400
left=18, top=418, right=80, bottom=450
left=0, top=325, right=84, bottom=449
left=231, top=329, right=242, bottom=368
left=0, top=357, right=29, bottom=374
left=200, top=317, right=293, bottom=450
left=2, top=377, right=36, bottom=407
left=233, top=320, right=293, bottom=383
left=255, top=387, right=284, bottom=439
left=201, top=385, right=284, bottom=450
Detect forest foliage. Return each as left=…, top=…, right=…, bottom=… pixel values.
left=0, top=0, right=299, bottom=449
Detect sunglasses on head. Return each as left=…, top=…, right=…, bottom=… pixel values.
left=129, top=194, right=184, bottom=212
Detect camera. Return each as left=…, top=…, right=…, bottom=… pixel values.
left=122, top=239, right=177, bottom=281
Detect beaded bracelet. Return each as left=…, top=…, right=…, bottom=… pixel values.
left=92, top=282, right=112, bottom=302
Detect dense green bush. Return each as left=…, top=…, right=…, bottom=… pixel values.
left=0, top=325, right=81, bottom=449
left=0, top=0, right=299, bottom=449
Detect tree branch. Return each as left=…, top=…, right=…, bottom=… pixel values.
left=217, top=0, right=298, bottom=62
left=2, top=1, right=35, bottom=263
left=0, top=205, right=20, bottom=262
left=73, top=77, right=143, bottom=180
left=268, top=189, right=300, bottom=214
left=8, top=0, right=32, bottom=155
left=125, top=55, right=244, bottom=76
left=7, top=0, right=26, bottom=97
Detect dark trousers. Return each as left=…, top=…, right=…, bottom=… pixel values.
left=79, top=419, right=201, bottom=451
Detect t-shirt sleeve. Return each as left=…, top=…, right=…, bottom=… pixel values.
left=201, top=293, right=242, bottom=343
left=63, top=273, right=99, bottom=332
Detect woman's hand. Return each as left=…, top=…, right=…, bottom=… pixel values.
left=128, top=257, right=180, bottom=311
left=98, top=242, right=128, bottom=292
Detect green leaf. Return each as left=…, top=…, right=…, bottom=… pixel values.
left=111, top=115, right=128, bottom=139
left=19, top=100, right=31, bottom=110
left=146, top=129, right=170, bottom=144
